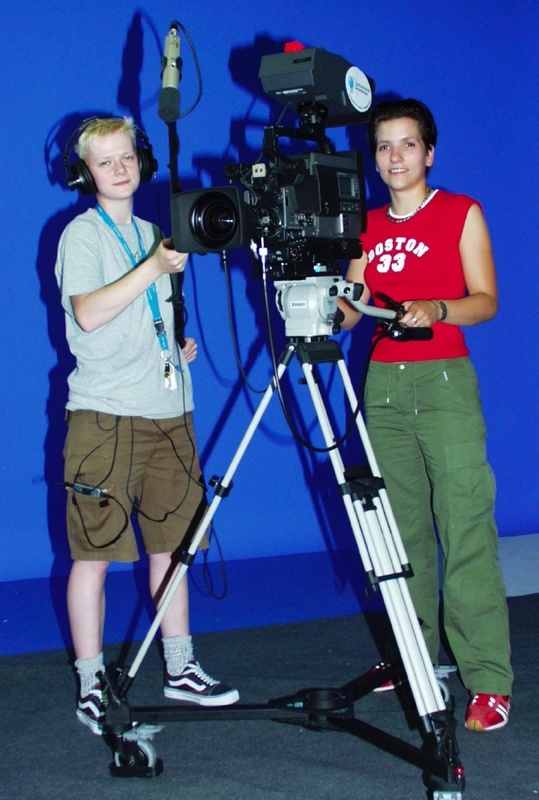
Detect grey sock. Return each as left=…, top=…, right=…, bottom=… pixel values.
left=75, top=653, right=105, bottom=697
left=162, top=635, right=194, bottom=676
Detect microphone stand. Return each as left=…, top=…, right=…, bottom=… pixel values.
left=159, top=21, right=187, bottom=348
left=166, top=121, right=187, bottom=349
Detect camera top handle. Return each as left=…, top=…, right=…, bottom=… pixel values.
left=263, top=101, right=336, bottom=163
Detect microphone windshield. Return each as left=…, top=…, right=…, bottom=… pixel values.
left=159, top=87, right=180, bottom=124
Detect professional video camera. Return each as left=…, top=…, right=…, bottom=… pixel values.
left=170, top=45, right=375, bottom=281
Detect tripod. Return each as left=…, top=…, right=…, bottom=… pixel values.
left=104, top=281, right=465, bottom=799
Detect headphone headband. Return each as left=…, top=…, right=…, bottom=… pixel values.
left=63, top=116, right=157, bottom=195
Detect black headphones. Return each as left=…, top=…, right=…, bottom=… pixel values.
left=63, top=116, right=158, bottom=195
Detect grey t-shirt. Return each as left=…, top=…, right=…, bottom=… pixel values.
left=55, top=207, right=194, bottom=418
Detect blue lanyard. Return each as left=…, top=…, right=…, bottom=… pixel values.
left=96, top=205, right=171, bottom=355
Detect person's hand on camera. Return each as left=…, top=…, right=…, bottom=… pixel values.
left=153, top=238, right=188, bottom=275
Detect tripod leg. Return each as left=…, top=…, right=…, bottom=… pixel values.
left=123, top=345, right=296, bottom=687
left=337, top=358, right=412, bottom=571
left=298, top=355, right=446, bottom=720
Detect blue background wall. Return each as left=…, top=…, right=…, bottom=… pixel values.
left=0, top=2, right=537, bottom=596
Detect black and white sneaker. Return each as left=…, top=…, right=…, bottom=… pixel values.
left=76, top=683, right=107, bottom=735
left=164, top=660, right=239, bottom=706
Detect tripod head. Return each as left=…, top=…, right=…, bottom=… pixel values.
left=274, top=275, right=396, bottom=339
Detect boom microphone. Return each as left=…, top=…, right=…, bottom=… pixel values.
left=159, top=23, right=181, bottom=123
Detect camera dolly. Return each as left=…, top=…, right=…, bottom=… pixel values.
left=101, top=281, right=465, bottom=799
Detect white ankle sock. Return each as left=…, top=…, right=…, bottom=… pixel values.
left=75, top=653, right=105, bottom=697
left=162, top=635, right=194, bottom=676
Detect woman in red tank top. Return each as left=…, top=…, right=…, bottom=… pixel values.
left=339, top=99, right=512, bottom=734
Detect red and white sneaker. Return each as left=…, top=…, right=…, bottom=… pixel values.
left=465, top=693, right=511, bottom=732
left=367, top=661, right=405, bottom=693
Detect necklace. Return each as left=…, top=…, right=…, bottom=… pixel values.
left=386, top=187, right=433, bottom=224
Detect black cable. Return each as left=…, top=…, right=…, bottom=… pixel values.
left=221, top=249, right=266, bottom=395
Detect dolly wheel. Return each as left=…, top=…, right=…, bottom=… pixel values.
left=113, top=739, right=157, bottom=769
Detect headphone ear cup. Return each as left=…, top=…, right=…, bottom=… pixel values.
left=137, top=145, right=157, bottom=184
left=67, top=158, right=97, bottom=195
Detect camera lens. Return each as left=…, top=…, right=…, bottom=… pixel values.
left=190, top=191, right=239, bottom=249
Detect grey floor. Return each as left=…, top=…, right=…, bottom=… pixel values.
left=0, top=534, right=537, bottom=799
left=1, top=593, right=537, bottom=800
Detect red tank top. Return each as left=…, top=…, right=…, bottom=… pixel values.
left=362, top=190, right=476, bottom=362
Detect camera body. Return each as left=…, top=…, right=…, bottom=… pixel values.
left=170, top=136, right=366, bottom=279
left=243, top=145, right=365, bottom=279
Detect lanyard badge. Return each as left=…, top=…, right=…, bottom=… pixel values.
left=96, top=205, right=180, bottom=390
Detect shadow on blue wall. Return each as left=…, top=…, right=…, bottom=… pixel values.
left=35, top=19, right=403, bottom=656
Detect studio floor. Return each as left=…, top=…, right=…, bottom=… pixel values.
left=1, top=534, right=537, bottom=799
